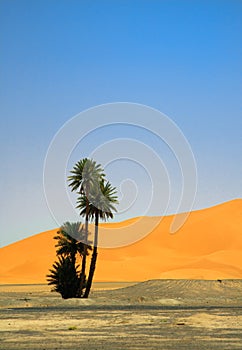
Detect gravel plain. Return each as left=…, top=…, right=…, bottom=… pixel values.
left=0, top=280, right=242, bottom=350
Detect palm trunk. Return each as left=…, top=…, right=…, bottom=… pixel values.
left=83, top=208, right=98, bottom=298
left=80, top=187, right=89, bottom=295
left=71, top=252, right=76, bottom=266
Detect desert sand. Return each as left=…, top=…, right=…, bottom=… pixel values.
left=1, top=201, right=242, bottom=349
left=0, top=280, right=242, bottom=349
left=0, top=199, right=242, bottom=284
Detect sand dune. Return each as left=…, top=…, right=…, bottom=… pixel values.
left=0, top=199, right=241, bottom=283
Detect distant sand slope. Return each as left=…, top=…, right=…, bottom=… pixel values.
left=99, top=279, right=242, bottom=303
left=0, top=199, right=242, bottom=283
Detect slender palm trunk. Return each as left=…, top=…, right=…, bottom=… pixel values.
left=83, top=208, right=98, bottom=298
left=80, top=187, right=89, bottom=295
left=70, top=251, right=76, bottom=266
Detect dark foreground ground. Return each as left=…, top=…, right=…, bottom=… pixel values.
left=0, top=280, right=242, bottom=350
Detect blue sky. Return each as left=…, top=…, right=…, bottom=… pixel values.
left=0, top=0, right=241, bottom=246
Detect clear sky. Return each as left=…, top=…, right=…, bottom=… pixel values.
left=0, top=0, right=241, bottom=247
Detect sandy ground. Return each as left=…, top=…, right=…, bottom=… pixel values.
left=0, top=280, right=242, bottom=349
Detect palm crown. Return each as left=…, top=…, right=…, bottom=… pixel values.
left=54, top=222, right=90, bottom=264
left=68, top=158, right=105, bottom=196
left=77, top=180, right=118, bottom=221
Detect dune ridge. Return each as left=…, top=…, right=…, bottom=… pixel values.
left=0, top=199, right=241, bottom=283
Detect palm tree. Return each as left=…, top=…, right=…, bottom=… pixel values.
left=47, top=255, right=81, bottom=299
left=77, top=180, right=118, bottom=298
left=48, top=222, right=91, bottom=297
left=54, top=222, right=87, bottom=265
left=68, top=159, right=105, bottom=291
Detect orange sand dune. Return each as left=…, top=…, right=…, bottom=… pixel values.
left=0, top=199, right=242, bottom=284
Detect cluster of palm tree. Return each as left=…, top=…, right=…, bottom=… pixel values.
left=47, top=222, right=89, bottom=298
left=47, top=158, right=118, bottom=299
